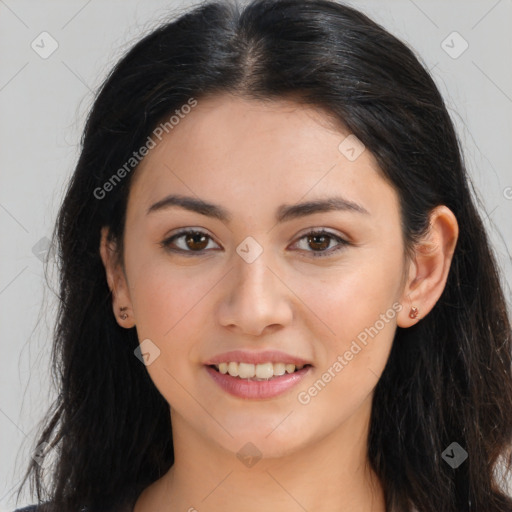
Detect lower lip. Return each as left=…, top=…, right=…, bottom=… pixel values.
left=205, top=365, right=311, bottom=399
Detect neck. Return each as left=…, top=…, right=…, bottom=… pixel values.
left=134, top=397, right=386, bottom=512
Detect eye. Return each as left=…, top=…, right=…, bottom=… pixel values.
left=160, top=229, right=220, bottom=255
left=160, top=228, right=350, bottom=258
left=292, top=229, right=350, bottom=258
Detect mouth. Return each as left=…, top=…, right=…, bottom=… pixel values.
left=208, top=361, right=312, bottom=381
left=204, top=360, right=313, bottom=399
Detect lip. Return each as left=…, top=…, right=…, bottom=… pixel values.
left=205, top=364, right=312, bottom=400
left=204, top=350, right=312, bottom=366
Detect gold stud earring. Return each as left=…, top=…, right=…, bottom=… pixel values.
left=119, top=306, right=128, bottom=320
left=409, top=306, right=419, bottom=319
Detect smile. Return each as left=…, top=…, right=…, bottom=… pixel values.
left=212, top=361, right=307, bottom=379
left=205, top=362, right=312, bottom=399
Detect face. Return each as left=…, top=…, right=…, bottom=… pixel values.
left=104, top=94, right=413, bottom=460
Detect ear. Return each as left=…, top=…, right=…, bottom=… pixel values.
left=99, top=226, right=135, bottom=328
left=397, top=205, right=459, bottom=327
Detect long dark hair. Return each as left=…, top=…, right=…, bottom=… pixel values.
left=16, top=1, right=512, bottom=511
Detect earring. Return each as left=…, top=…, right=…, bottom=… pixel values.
left=119, top=306, right=128, bottom=320
left=409, top=306, right=419, bottom=319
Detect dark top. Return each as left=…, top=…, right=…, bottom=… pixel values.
left=13, top=487, right=141, bottom=512
left=13, top=498, right=137, bottom=512
left=13, top=507, right=135, bottom=512
left=13, top=506, right=133, bottom=512
left=13, top=506, right=134, bottom=512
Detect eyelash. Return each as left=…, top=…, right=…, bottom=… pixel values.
left=159, top=228, right=350, bottom=258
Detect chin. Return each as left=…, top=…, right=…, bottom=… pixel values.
left=209, top=415, right=316, bottom=462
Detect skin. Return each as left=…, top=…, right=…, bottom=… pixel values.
left=100, top=93, right=459, bottom=512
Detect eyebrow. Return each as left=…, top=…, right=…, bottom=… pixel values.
left=146, top=194, right=370, bottom=223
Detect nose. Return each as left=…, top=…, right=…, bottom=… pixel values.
left=216, top=249, right=293, bottom=337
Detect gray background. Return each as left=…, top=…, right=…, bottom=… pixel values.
left=1, top=0, right=511, bottom=509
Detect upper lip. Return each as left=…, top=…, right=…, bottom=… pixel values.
left=204, top=350, right=312, bottom=366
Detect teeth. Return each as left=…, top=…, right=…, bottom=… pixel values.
left=273, top=362, right=286, bottom=376
left=238, top=362, right=255, bottom=379
left=213, top=361, right=306, bottom=379
left=227, top=362, right=238, bottom=377
left=256, top=362, right=273, bottom=379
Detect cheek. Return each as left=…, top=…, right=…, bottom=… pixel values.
left=303, top=254, right=401, bottom=318
left=294, top=306, right=397, bottom=427
left=125, top=258, right=201, bottom=409
left=127, top=248, right=215, bottom=339
left=292, top=245, right=403, bottom=388
left=125, top=250, right=220, bottom=381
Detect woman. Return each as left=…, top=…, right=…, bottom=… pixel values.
left=14, top=0, right=512, bottom=511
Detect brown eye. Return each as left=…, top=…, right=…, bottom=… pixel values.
left=160, top=229, right=219, bottom=254
left=307, top=233, right=331, bottom=251
left=183, top=232, right=209, bottom=251
left=293, top=230, right=349, bottom=258
left=160, top=228, right=349, bottom=258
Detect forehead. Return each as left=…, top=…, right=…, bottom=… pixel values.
left=133, top=94, right=348, bottom=178
left=127, top=94, right=398, bottom=224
